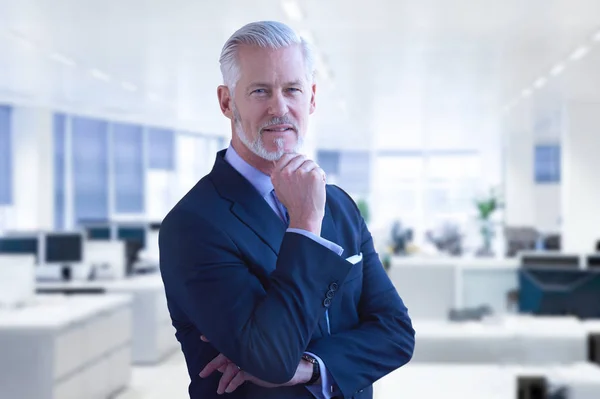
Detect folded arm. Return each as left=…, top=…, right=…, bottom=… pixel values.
left=159, top=209, right=352, bottom=384
left=306, top=191, right=416, bottom=397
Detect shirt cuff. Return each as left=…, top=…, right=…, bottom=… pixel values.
left=286, top=228, right=344, bottom=256
left=304, top=351, right=338, bottom=399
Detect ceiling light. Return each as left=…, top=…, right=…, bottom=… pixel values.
left=569, top=46, right=589, bottom=61
left=533, top=77, right=547, bottom=89
left=521, top=88, right=532, bottom=98
left=89, top=68, right=111, bottom=82
left=594, top=31, right=600, bottom=42
left=121, top=81, right=138, bottom=92
left=550, top=63, right=565, bottom=76
left=49, top=52, right=76, bottom=67
left=281, top=0, right=304, bottom=21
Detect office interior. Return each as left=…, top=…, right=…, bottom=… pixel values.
left=1, top=1, right=600, bottom=398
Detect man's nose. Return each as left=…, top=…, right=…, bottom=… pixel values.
left=268, top=91, right=289, bottom=117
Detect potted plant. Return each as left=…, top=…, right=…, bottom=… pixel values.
left=474, top=187, right=502, bottom=256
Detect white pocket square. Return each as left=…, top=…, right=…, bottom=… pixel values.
left=345, top=253, right=363, bottom=265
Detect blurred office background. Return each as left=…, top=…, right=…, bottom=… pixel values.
left=1, top=0, right=600, bottom=398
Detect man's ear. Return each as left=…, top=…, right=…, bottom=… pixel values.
left=309, top=83, right=316, bottom=114
left=218, top=85, right=234, bottom=119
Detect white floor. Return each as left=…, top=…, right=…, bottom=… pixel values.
left=115, top=352, right=517, bottom=399
left=115, top=351, right=190, bottom=399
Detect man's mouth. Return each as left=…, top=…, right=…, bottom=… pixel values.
left=262, top=125, right=295, bottom=133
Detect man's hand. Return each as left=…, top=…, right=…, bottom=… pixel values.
left=271, top=153, right=326, bottom=236
left=199, top=335, right=313, bottom=394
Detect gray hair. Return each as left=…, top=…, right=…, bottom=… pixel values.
left=219, top=21, right=316, bottom=94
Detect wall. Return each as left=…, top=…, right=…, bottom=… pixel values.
left=9, top=106, right=54, bottom=231
left=561, top=101, right=600, bottom=253
left=504, top=101, right=562, bottom=235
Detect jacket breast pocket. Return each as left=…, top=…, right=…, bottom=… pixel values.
left=344, top=256, right=364, bottom=283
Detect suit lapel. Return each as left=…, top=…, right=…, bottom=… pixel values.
left=209, top=150, right=286, bottom=255
left=209, top=150, right=340, bottom=259
left=210, top=150, right=340, bottom=337
left=230, top=201, right=286, bottom=255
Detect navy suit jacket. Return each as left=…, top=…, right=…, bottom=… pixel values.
left=159, top=150, right=415, bottom=399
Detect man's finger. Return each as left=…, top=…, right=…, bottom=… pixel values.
left=274, top=152, right=301, bottom=171
left=225, top=370, right=247, bottom=394
left=298, top=160, right=318, bottom=173
left=199, top=353, right=229, bottom=378
left=281, top=154, right=307, bottom=174
left=200, top=335, right=209, bottom=342
left=217, top=363, right=241, bottom=395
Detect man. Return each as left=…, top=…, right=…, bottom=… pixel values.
left=159, top=20, right=415, bottom=399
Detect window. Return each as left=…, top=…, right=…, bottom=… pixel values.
left=112, top=123, right=145, bottom=214
left=535, top=144, right=560, bottom=183
left=370, top=151, right=485, bottom=245
left=339, top=151, right=370, bottom=197
left=317, top=150, right=340, bottom=176
left=176, top=134, right=199, bottom=197
left=71, top=117, right=109, bottom=225
left=371, top=155, right=424, bottom=231
left=147, top=127, right=175, bottom=170
left=53, top=113, right=66, bottom=229
left=0, top=105, right=12, bottom=206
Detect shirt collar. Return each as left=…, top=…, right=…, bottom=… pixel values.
left=224, top=144, right=274, bottom=198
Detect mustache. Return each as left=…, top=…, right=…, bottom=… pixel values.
left=259, top=117, right=298, bottom=133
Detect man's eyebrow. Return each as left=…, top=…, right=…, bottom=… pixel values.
left=246, top=80, right=305, bottom=89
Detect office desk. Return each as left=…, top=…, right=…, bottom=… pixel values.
left=388, top=257, right=519, bottom=319
left=37, top=274, right=178, bottom=365
left=412, top=316, right=588, bottom=365
left=375, top=363, right=600, bottom=399
left=0, top=295, right=132, bottom=399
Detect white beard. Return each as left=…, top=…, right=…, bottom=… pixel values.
left=232, top=104, right=303, bottom=161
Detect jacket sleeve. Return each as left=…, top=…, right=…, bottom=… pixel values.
left=159, top=209, right=353, bottom=384
left=305, top=191, right=416, bottom=398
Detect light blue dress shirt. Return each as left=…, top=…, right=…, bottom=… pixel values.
left=224, top=145, right=342, bottom=399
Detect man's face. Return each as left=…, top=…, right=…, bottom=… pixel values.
left=221, top=44, right=316, bottom=161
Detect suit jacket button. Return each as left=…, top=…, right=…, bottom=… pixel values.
left=329, top=283, right=338, bottom=291
left=326, top=290, right=335, bottom=299
left=323, top=298, right=332, bottom=308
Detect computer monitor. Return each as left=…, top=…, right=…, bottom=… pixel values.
left=116, top=225, right=146, bottom=275
left=0, top=236, right=39, bottom=264
left=519, top=268, right=600, bottom=319
left=149, top=222, right=161, bottom=232
left=85, top=226, right=112, bottom=240
left=45, top=233, right=83, bottom=264
left=116, top=225, right=146, bottom=248
left=44, top=233, right=83, bottom=281
left=587, top=255, right=600, bottom=270
left=520, top=253, right=580, bottom=269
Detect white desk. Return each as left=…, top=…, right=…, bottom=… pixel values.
left=388, top=257, right=519, bottom=319
left=412, top=316, right=588, bottom=365
left=375, top=363, right=600, bottom=399
left=37, top=274, right=178, bottom=365
left=0, top=254, right=36, bottom=307
left=0, top=295, right=132, bottom=399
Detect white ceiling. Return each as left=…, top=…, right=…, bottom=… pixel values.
left=0, top=0, right=599, bottom=147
